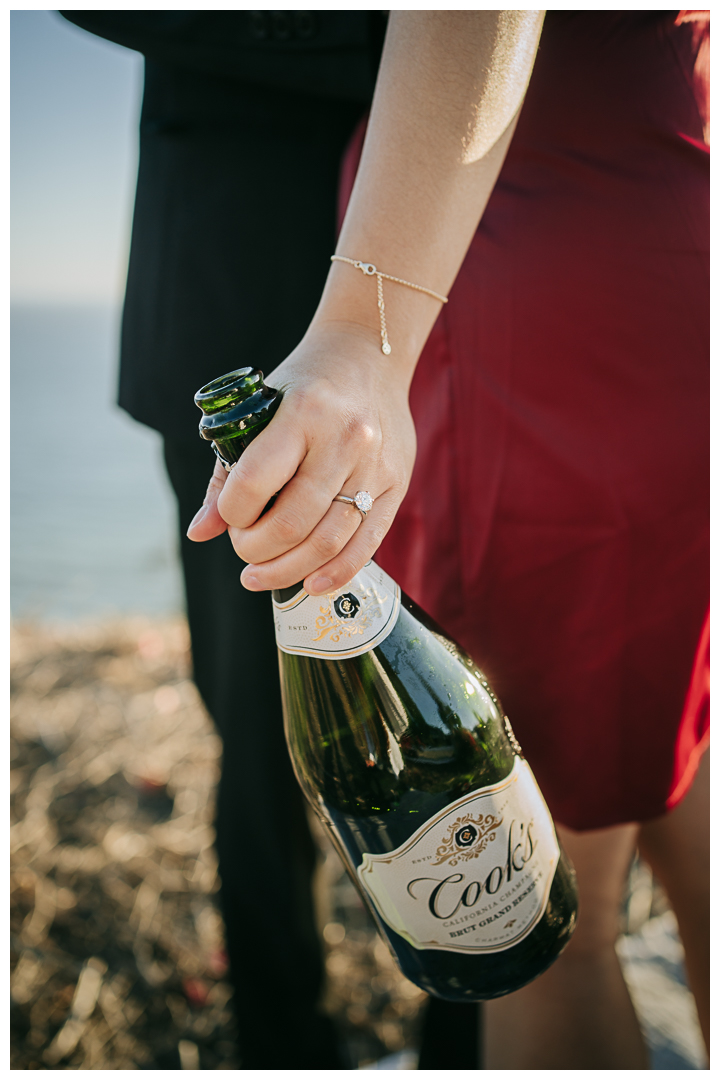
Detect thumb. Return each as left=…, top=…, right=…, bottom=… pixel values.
left=186, top=458, right=231, bottom=541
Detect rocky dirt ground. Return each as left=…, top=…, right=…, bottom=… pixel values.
left=10, top=620, right=706, bottom=1070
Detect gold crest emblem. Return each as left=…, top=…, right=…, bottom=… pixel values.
left=432, top=812, right=503, bottom=866
left=313, top=586, right=387, bottom=643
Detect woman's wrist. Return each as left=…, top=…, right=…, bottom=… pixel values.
left=309, top=259, right=444, bottom=381
left=298, top=317, right=419, bottom=401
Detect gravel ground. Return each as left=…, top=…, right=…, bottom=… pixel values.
left=10, top=620, right=706, bottom=1070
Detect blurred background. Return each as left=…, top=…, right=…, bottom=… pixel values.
left=10, top=12, right=427, bottom=1068
left=11, top=9, right=181, bottom=623
left=10, top=10, right=707, bottom=1072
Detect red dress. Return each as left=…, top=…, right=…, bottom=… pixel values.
left=340, top=11, right=709, bottom=830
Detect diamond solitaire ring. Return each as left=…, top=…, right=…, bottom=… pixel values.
left=333, top=490, right=374, bottom=518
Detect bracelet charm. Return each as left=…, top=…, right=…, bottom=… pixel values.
left=330, top=255, right=448, bottom=355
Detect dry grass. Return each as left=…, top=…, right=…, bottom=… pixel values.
left=10, top=619, right=426, bottom=1070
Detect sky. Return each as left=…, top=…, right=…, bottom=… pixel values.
left=11, top=10, right=143, bottom=303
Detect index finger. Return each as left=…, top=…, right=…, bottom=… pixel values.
left=216, top=407, right=307, bottom=530
left=186, top=457, right=231, bottom=541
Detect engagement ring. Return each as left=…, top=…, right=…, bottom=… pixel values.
left=333, top=490, right=374, bottom=518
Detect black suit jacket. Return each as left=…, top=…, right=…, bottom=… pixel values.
left=60, top=12, right=383, bottom=437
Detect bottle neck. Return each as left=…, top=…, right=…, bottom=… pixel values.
left=270, top=560, right=399, bottom=659
left=195, top=367, right=282, bottom=467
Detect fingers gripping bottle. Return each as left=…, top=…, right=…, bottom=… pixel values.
left=195, top=367, right=578, bottom=1001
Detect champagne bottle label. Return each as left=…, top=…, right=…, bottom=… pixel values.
left=357, top=758, right=559, bottom=954
left=272, top=561, right=401, bottom=659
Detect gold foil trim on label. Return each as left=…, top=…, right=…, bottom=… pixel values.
left=273, top=561, right=401, bottom=659
left=358, top=758, right=559, bottom=954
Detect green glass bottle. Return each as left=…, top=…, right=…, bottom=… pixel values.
left=195, top=367, right=283, bottom=469
left=195, top=367, right=578, bottom=1002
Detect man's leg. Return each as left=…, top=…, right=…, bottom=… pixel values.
left=163, top=436, right=343, bottom=1068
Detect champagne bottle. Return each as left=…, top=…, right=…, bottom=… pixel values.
left=196, top=367, right=578, bottom=1002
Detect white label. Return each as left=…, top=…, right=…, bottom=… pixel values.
left=358, top=758, right=559, bottom=953
left=273, top=561, right=401, bottom=659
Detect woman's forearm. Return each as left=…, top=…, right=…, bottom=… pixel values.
left=311, top=11, right=545, bottom=376
left=190, top=12, right=546, bottom=593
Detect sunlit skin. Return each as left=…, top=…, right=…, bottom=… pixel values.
left=186, top=11, right=709, bottom=1068
left=186, top=11, right=544, bottom=597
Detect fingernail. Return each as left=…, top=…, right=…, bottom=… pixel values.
left=187, top=505, right=208, bottom=534
left=241, top=568, right=262, bottom=591
left=307, top=576, right=333, bottom=595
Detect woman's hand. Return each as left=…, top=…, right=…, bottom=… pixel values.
left=186, top=322, right=417, bottom=595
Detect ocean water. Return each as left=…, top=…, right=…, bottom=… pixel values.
left=11, top=304, right=184, bottom=621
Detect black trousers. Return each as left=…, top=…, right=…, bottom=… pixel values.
left=163, top=436, right=480, bottom=1069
